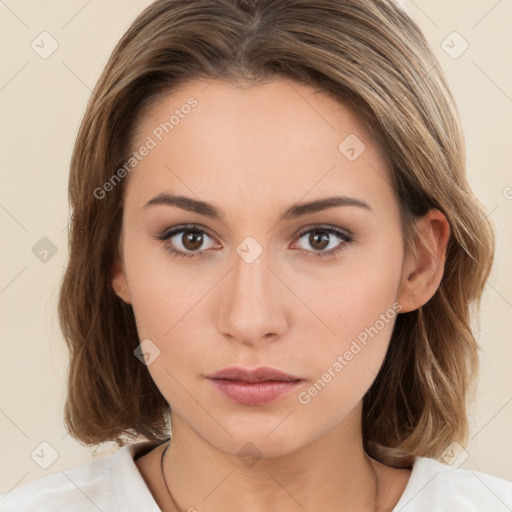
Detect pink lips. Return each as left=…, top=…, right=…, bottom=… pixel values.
left=205, top=366, right=304, bottom=405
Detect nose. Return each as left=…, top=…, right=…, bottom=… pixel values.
left=215, top=248, right=289, bottom=347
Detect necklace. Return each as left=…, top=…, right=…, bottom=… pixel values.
left=160, top=440, right=181, bottom=511
left=369, top=456, right=381, bottom=512
left=160, top=439, right=380, bottom=512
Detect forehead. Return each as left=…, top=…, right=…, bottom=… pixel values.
left=125, top=78, right=396, bottom=217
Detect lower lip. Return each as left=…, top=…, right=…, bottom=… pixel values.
left=208, top=378, right=303, bottom=405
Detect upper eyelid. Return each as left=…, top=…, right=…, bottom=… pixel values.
left=296, top=224, right=352, bottom=238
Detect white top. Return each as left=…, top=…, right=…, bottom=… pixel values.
left=1, top=440, right=511, bottom=511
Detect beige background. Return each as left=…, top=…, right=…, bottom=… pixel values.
left=0, top=0, right=511, bottom=497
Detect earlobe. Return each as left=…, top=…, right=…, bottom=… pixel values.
left=397, top=208, right=450, bottom=313
left=111, top=253, right=131, bottom=304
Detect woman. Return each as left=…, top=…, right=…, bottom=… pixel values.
left=2, top=0, right=511, bottom=510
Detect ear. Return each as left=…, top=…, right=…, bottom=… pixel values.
left=397, top=208, right=450, bottom=313
left=111, top=240, right=131, bottom=305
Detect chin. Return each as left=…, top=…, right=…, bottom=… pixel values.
left=202, top=421, right=311, bottom=461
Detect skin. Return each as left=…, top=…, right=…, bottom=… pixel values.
left=112, top=78, right=450, bottom=511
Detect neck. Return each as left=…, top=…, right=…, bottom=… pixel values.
left=163, top=405, right=383, bottom=512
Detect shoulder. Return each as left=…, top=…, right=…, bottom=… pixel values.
left=394, top=456, right=512, bottom=511
left=0, top=441, right=162, bottom=512
left=0, top=452, right=114, bottom=511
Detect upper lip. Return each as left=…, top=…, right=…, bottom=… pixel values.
left=206, top=366, right=302, bottom=383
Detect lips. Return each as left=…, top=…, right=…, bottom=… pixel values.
left=205, top=366, right=304, bottom=405
left=205, top=365, right=302, bottom=383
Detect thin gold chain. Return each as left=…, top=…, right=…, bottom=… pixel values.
left=160, top=440, right=182, bottom=512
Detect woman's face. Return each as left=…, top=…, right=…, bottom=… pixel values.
left=113, top=78, right=413, bottom=457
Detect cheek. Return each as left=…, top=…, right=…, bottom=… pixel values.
left=292, top=228, right=403, bottom=393
left=122, top=229, right=207, bottom=338
left=294, top=286, right=400, bottom=427
left=298, top=223, right=403, bottom=340
left=123, top=240, right=221, bottom=404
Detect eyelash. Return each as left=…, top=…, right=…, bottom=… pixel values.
left=154, top=224, right=354, bottom=260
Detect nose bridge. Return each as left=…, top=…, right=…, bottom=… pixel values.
left=215, top=241, right=287, bottom=345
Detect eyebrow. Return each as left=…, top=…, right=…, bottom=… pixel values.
left=143, top=192, right=372, bottom=221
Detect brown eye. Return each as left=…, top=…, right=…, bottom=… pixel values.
left=156, top=225, right=218, bottom=259
left=294, top=226, right=354, bottom=258
left=181, top=230, right=205, bottom=251
left=308, top=231, right=331, bottom=251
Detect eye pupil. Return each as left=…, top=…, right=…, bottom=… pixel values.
left=310, top=231, right=330, bottom=250
left=183, top=231, right=204, bottom=251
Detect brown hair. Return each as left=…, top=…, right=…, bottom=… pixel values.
left=58, top=0, right=495, bottom=468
